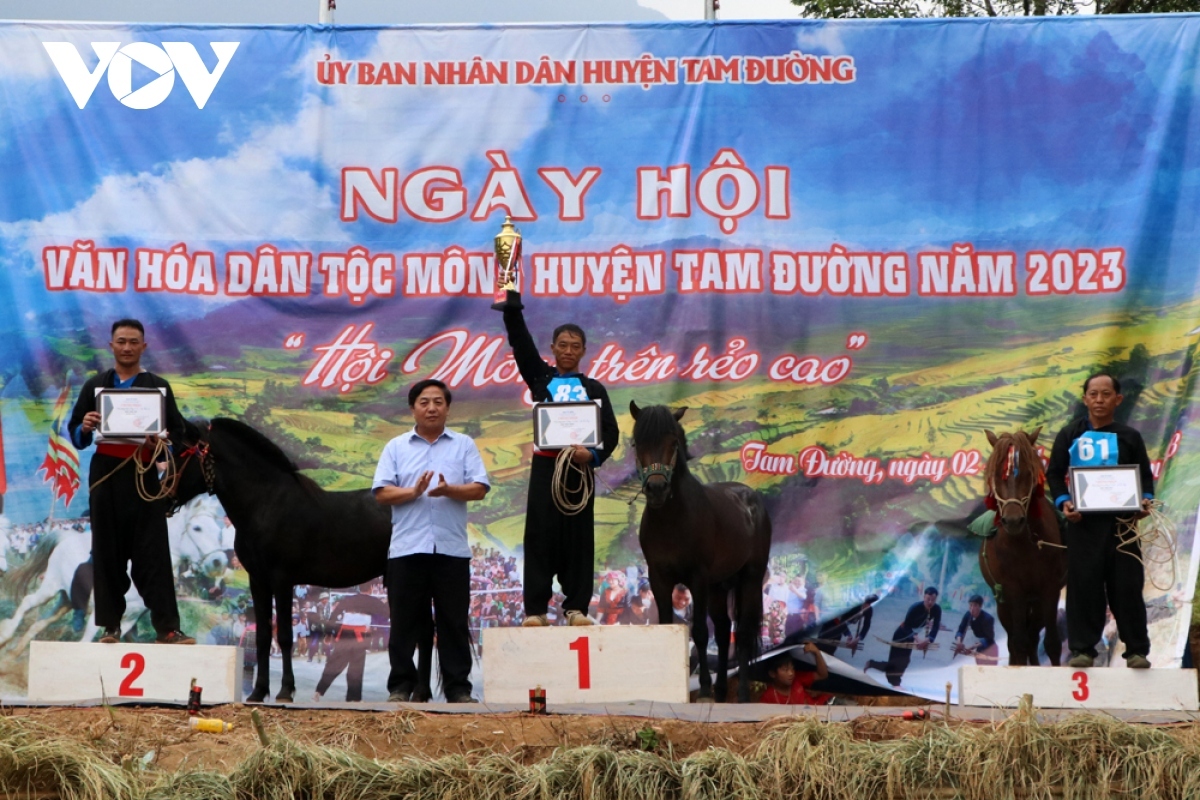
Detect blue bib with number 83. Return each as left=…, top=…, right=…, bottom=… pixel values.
left=548, top=376, right=589, bottom=403
left=1069, top=431, right=1118, bottom=467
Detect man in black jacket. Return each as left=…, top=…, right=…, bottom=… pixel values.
left=501, top=291, right=620, bottom=627
left=67, top=319, right=192, bottom=644
left=952, top=595, right=998, bottom=664
left=1047, top=372, right=1154, bottom=669
left=864, top=586, right=941, bottom=687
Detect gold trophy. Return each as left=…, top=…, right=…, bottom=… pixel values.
left=491, top=215, right=523, bottom=311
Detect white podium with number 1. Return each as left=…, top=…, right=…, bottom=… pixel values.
left=27, top=641, right=241, bottom=704
left=483, top=625, right=690, bottom=704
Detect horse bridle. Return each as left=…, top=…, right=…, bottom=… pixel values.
left=986, top=443, right=1041, bottom=532
left=636, top=440, right=678, bottom=491
left=167, top=440, right=215, bottom=516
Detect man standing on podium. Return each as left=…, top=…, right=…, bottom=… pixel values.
left=1047, top=372, right=1154, bottom=669
left=67, top=319, right=193, bottom=645
left=493, top=219, right=619, bottom=628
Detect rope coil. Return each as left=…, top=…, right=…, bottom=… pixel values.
left=89, top=437, right=178, bottom=503
left=551, top=447, right=593, bottom=516
left=1116, top=499, right=1178, bottom=592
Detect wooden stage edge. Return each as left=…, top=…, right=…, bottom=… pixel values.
left=1, top=699, right=1197, bottom=724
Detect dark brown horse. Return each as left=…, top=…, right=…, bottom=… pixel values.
left=174, top=418, right=433, bottom=703
left=630, top=402, right=772, bottom=702
left=981, top=428, right=1067, bottom=666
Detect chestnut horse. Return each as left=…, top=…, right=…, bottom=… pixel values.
left=981, top=428, right=1067, bottom=665
left=630, top=402, right=772, bottom=701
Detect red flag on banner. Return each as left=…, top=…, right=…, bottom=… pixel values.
left=38, top=386, right=80, bottom=508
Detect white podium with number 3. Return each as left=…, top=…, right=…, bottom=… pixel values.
left=959, top=665, right=1199, bottom=711
left=27, top=641, right=241, bottom=704
left=483, top=625, right=690, bottom=704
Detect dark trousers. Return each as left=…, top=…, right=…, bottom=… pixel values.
left=866, top=626, right=915, bottom=687
left=315, top=627, right=367, bottom=701
left=386, top=553, right=472, bottom=698
left=523, top=455, right=595, bottom=616
left=88, top=454, right=180, bottom=634
left=1065, top=517, right=1149, bottom=659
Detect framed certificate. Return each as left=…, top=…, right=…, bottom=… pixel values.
left=533, top=401, right=601, bottom=449
left=1069, top=465, right=1143, bottom=513
left=96, top=388, right=166, bottom=438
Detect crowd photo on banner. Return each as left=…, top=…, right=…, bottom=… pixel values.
left=1, top=14, right=1199, bottom=703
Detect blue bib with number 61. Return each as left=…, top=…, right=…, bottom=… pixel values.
left=1069, top=431, right=1119, bottom=467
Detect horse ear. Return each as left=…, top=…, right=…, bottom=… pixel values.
left=1028, top=426, right=1042, bottom=444
left=673, top=407, right=688, bottom=421
left=629, top=400, right=640, bottom=420
left=985, top=430, right=998, bottom=446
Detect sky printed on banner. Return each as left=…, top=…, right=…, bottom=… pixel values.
left=1, top=16, right=1199, bottom=331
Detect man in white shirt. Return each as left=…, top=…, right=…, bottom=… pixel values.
left=373, top=379, right=490, bottom=703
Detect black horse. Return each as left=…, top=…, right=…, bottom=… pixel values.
left=176, top=418, right=431, bottom=703
left=630, top=402, right=773, bottom=702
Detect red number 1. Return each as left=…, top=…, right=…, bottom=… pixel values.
left=569, top=636, right=591, bottom=689
left=1071, top=670, right=1089, bottom=701
left=119, top=652, right=146, bottom=697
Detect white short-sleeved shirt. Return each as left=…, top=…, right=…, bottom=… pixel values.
left=372, top=428, right=490, bottom=559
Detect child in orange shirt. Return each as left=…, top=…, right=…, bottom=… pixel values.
left=760, top=642, right=829, bottom=705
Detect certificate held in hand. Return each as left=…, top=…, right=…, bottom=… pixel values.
left=533, top=401, right=601, bottom=450
left=96, top=388, right=166, bottom=439
left=1069, top=465, right=1143, bottom=513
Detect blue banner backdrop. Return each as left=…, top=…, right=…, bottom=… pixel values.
left=1, top=17, right=1199, bottom=701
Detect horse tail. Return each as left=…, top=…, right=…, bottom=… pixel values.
left=3, top=533, right=58, bottom=601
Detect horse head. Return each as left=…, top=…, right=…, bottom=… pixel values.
left=171, top=418, right=215, bottom=514
left=630, top=401, right=689, bottom=509
left=984, top=427, right=1045, bottom=536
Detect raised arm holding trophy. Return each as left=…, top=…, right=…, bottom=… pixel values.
left=492, top=218, right=620, bottom=627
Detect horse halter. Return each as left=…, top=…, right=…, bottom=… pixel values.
left=987, top=443, right=1040, bottom=530
left=177, top=440, right=216, bottom=494
left=636, top=439, right=678, bottom=492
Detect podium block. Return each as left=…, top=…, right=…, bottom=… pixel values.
left=27, top=641, right=241, bottom=704
left=483, top=624, right=689, bottom=704
left=959, top=665, right=1199, bottom=711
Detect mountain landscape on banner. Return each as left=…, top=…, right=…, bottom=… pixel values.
left=2, top=285, right=1195, bottom=697
left=5, top=288, right=1198, bottom=554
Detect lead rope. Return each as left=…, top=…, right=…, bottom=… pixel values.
left=1115, top=499, right=1178, bottom=592
left=88, top=437, right=176, bottom=503
left=551, top=447, right=593, bottom=516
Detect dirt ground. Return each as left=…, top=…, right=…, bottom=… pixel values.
left=3, top=626, right=1195, bottom=777
left=1, top=700, right=938, bottom=775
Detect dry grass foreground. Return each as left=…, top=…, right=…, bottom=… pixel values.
left=3, top=700, right=1200, bottom=799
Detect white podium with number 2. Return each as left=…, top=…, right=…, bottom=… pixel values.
left=483, top=625, right=690, bottom=704
left=27, top=641, right=241, bottom=704
left=959, top=665, right=1199, bottom=711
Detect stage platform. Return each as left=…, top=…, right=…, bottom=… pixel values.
left=4, top=698, right=1196, bottom=725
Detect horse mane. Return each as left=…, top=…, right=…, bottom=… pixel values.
left=632, top=405, right=691, bottom=465
left=984, top=430, right=1044, bottom=487
left=211, top=418, right=323, bottom=494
